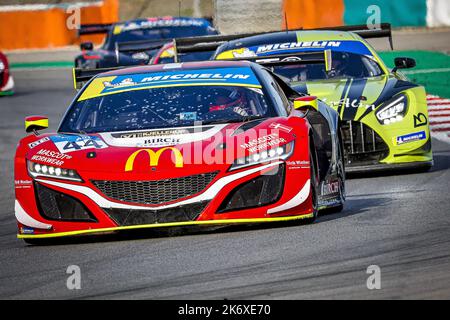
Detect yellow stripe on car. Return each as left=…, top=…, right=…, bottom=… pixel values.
left=17, top=213, right=314, bottom=239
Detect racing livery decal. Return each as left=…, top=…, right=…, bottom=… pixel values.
left=394, top=131, right=427, bottom=146
left=217, top=40, right=373, bottom=59
left=125, top=147, right=184, bottom=171
left=79, top=67, right=262, bottom=101
left=49, top=135, right=108, bottom=154
left=30, top=149, right=72, bottom=166
left=28, top=137, right=50, bottom=149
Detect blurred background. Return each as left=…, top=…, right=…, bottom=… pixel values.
left=1, top=0, right=448, bottom=97
left=1, top=0, right=448, bottom=50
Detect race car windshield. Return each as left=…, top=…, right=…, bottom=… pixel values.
left=272, top=51, right=384, bottom=82
left=105, top=26, right=217, bottom=50
left=59, top=86, right=274, bottom=133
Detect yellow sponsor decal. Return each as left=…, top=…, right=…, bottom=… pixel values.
left=113, top=25, right=123, bottom=35
left=160, top=47, right=175, bottom=58
left=78, top=76, right=116, bottom=101
left=215, top=48, right=257, bottom=60
left=125, top=147, right=184, bottom=171
left=25, top=118, right=48, bottom=131
left=215, top=50, right=235, bottom=60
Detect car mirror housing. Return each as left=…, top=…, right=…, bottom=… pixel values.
left=25, top=116, right=48, bottom=133
left=293, top=96, right=319, bottom=112
left=393, top=57, right=416, bottom=72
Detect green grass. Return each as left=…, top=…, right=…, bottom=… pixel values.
left=379, top=50, right=450, bottom=98
left=10, top=61, right=73, bottom=69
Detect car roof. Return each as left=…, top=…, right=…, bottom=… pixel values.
left=218, top=30, right=361, bottom=52
left=98, top=60, right=256, bottom=77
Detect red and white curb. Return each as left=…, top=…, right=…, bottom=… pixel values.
left=427, top=94, right=450, bottom=143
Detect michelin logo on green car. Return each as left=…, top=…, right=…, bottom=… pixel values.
left=395, top=131, right=426, bottom=146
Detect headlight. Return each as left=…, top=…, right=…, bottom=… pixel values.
left=376, top=95, right=408, bottom=125
left=27, top=160, right=82, bottom=182
left=0, top=60, right=4, bottom=71
left=230, top=141, right=294, bottom=171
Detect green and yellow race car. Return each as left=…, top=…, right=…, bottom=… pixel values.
left=212, top=24, right=433, bottom=172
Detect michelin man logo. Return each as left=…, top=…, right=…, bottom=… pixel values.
left=232, top=48, right=257, bottom=58
left=103, top=78, right=137, bottom=88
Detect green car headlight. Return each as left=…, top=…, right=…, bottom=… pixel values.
left=376, top=94, right=408, bottom=125
left=27, top=160, right=82, bottom=182
left=230, top=141, right=294, bottom=171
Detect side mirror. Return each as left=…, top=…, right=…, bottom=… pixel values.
left=293, top=96, right=318, bottom=112
left=80, top=42, right=94, bottom=51
left=25, top=116, right=48, bottom=133
left=393, top=57, right=416, bottom=72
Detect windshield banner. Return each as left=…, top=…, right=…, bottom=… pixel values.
left=78, top=67, right=262, bottom=101
left=114, top=18, right=210, bottom=34
left=216, top=40, right=373, bottom=59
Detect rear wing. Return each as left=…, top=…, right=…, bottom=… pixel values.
left=172, top=23, right=393, bottom=61
left=112, top=32, right=271, bottom=63
left=310, top=23, right=393, bottom=50
left=72, top=67, right=123, bottom=90
left=78, top=23, right=113, bottom=36
left=172, top=32, right=270, bottom=62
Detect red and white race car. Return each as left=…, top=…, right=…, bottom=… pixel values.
left=0, top=51, right=14, bottom=96
left=15, top=60, right=345, bottom=243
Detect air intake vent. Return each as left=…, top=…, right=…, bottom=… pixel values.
left=91, top=171, right=219, bottom=205
left=341, top=121, right=389, bottom=167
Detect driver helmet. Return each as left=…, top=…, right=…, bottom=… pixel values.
left=330, top=52, right=351, bottom=76
left=209, top=87, right=250, bottom=116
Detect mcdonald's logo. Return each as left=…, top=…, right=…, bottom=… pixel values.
left=125, top=147, right=184, bottom=172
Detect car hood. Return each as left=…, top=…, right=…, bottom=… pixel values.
left=25, top=119, right=296, bottom=179
left=292, top=75, right=413, bottom=121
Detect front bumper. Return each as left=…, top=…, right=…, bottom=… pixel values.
left=341, top=120, right=433, bottom=172
left=17, top=213, right=314, bottom=239
left=16, top=160, right=314, bottom=239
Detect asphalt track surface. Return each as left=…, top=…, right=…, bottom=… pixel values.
left=0, top=68, right=450, bottom=300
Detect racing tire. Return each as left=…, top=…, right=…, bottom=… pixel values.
left=325, top=130, right=346, bottom=214
left=304, top=137, right=319, bottom=224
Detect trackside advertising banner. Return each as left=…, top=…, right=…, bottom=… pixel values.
left=282, top=0, right=449, bottom=29
left=79, top=67, right=262, bottom=101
